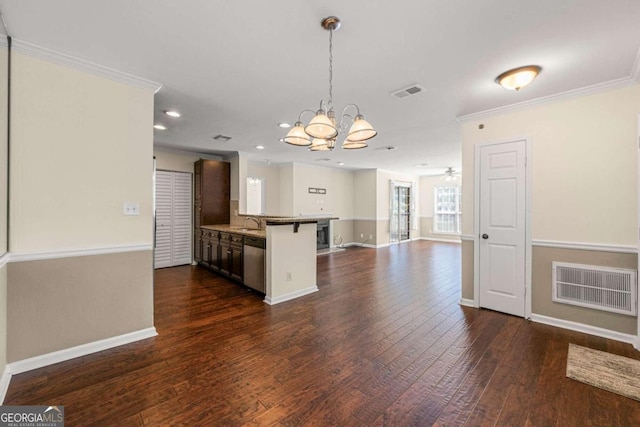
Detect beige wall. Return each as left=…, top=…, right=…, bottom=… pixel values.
left=266, top=223, right=316, bottom=299
left=461, top=241, right=474, bottom=300
left=462, top=85, right=639, bottom=244
left=461, top=85, right=640, bottom=334
left=247, top=160, right=281, bottom=215
left=6, top=52, right=157, bottom=363
left=0, top=44, right=7, bottom=256
left=290, top=163, right=355, bottom=218
left=0, top=265, right=6, bottom=371
left=354, top=170, right=377, bottom=219
left=11, top=52, right=155, bottom=252
left=332, top=219, right=354, bottom=246
left=532, top=246, right=637, bottom=335
left=278, top=164, right=294, bottom=216
left=7, top=251, right=154, bottom=361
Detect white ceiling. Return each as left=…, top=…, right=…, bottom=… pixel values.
left=1, top=0, right=639, bottom=175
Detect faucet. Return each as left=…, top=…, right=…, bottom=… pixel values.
left=247, top=217, right=262, bottom=229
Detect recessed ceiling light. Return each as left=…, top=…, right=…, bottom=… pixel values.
left=256, top=145, right=265, bottom=150
left=278, top=138, right=285, bottom=142
left=278, top=122, right=291, bottom=128
left=337, top=162, right=344, bottom=166
left=153, top=124, right=167, bottom=130
left=164, top=110, right=181, bottom=118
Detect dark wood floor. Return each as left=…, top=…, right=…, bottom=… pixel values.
left=5, top=241, right=640, bottom=426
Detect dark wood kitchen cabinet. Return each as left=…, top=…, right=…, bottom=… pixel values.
left=194, top=159, right=230, bottom=263
left=219, top=232, right=243, bottom=281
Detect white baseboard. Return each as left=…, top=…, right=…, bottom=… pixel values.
left=424, top=237, right=461, bottom=244
left=264, top=286, right=318, bottom=305
left=530, top=314, right=637, bottom=345
left=0, top=366, right=11, bottom=404
left=7, top=327, right=158, bottom=375
left=459, top=298, right=477, bottom=308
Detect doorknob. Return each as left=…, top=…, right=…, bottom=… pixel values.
left=482, top=233, right=489, bottom=239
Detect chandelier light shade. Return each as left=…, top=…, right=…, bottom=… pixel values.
left=495, top=65, right=542, bottom=91
left=347, top=115, right=377, bottom=142
left=283, top=16, right=377, bottom=151
left=305, top=111, right=338, bottom=139
left=283, top=121, right=312, bottom=146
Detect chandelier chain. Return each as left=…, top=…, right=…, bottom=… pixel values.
left=328, top=28, right=333, bottom=111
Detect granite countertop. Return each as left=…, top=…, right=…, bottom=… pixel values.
left=201, top=224, right=266, bottom=238
left=242, top=214, right=339, bottom=225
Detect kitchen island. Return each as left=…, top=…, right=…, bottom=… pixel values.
left=199, top=215, right=338, bottom=305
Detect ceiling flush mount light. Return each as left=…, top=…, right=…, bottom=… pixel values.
left=283, top=16, right=377, bottom=151
left=495, top=65, right=541, bottom=91
left=256, top=145, right=265, bottom=150
left=164, top=110, right=181, bottom=118
left=153, top=124, right=167, bottom=130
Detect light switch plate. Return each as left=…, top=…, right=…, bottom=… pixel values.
left=123, top=202, right=140, bottom=216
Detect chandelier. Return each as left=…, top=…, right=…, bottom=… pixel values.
left=283, top=16, right=377, bottom=151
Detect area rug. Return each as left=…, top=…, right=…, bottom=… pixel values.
left=566, top=343, right=640, bottom=401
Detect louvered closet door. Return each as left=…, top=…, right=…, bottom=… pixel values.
left=154, top=170, right=193, bottom=269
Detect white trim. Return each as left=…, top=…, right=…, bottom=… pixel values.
left=530, top=314, right=636, bottom=346
left=7, top=327, right=157, bottom=375
left=9, top=244, right=153, bottom=262
left=0, top=37, right=7, bottom=49
left=474, top=137, right=533, bottom=319
left=264, top=286, right=318, bottom=305
left=457, top=77, right=636, bottom=123
left=353, top=217, right=378, bottom=221
left=460, top=235, right=475, bottom=242
left=632, top=47, right=640, bottom=82
left=423, top=237, right=461, bottom=244
left=12, top=39, right=162, bottom=93
left=459, top=298, right=477, bottom=308
left=0, top=366, right=11, bottom=404
left=532, top=239, right=637, bottom=254
left=0, top=253, right=8, bottom=269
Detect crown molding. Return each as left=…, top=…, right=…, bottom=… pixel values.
left=0, top=36, right=7, bottom=49
left=631, top=46, right=640, bottom=82
left=457, top=76, right=637, bottom=123
left=11, top=39, right=162, bottom=93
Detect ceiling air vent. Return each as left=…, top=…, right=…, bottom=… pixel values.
left=391, top=84, right=425, bottom=99
left=212, top=134, right=232, bottom=142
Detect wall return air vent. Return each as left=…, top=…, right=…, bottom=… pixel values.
left=390, top=84, right=425, bottom=99
left=552, top=262, right=637, bottom=316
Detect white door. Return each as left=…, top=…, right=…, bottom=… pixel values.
left=478, top=140, right=526, bottom=316
left=154, top=170, right=192, bottom=269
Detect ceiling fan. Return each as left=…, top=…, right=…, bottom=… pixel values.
left=443, top=167, right=461, bottom=182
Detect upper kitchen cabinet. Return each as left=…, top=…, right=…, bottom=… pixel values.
left=194, top=159, right=230, bottom=228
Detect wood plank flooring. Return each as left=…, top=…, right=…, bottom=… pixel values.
left=5, top=241, right=640, bottom=426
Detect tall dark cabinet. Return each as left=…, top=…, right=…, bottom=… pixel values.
left=194, top=159, right=230, bottom=262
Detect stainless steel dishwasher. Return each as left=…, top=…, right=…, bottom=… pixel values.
left=243, top=236, right=266, bottom=293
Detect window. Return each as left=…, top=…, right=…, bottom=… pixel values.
left=434, top=185, right=461, bottom=234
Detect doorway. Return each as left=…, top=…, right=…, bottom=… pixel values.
left=474, top=138, right=531, bottom=318
left=154, top=170, right=193, bottom=268
left=390, top=181, right=412, bottom=243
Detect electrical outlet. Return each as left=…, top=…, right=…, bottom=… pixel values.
left=123, top=202, right=139, bottom=216
left=360, top=233, right=364, bottom=239
left=369, top=234, right=373, bottom=240
left=286, top=272, right=292, bottom=281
